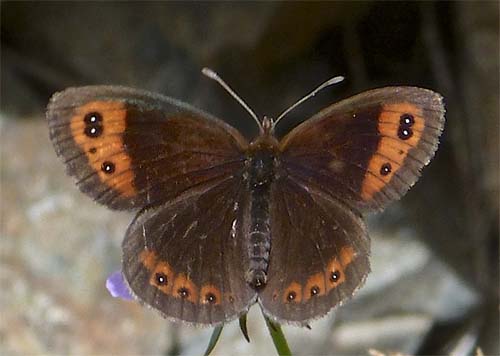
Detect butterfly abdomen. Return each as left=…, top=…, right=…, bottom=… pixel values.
left=245, top=145, right=278, bottom=290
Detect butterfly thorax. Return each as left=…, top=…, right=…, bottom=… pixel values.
left=244, top=133, right=281, bottom=290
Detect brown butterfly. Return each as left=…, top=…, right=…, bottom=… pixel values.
left=46, top=68, right=445, bottom=326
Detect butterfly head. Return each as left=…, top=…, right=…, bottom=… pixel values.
left=262, top=116, right=274, bottom=135
left=249, top=117, right=279, bottom=150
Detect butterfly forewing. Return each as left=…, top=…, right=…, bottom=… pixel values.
left=258, top=176, right=370, bottom=325
left=47, top=85, right=247, bottom=210
left=122, top=175, right=257, bottom=325
left=279, top=87, right=445, bottom=212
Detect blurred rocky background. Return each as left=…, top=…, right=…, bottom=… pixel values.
left=1, top=2, right=498, bottom=355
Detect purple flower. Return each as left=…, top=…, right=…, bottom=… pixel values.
left=106, top=270, right=133, bottom=300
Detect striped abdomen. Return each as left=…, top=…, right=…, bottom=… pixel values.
left=246, top=147, right=276, bottom=290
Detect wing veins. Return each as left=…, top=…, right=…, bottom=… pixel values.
left=94, top=158, right=242, bottom=204
left=281, top=181, right=329, bottom=295
left=282, top=159, right=370, bottom=205
left=291, top=177, right=368, bottom=293
left=283, top=159, right=395, bottom=208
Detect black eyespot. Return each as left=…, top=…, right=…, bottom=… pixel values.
left=228, top=295, right=235, bottom=303
left=84, top=112, right=103, bottom=124
left=205, top=293, right=217, bottom=304
left=400, top=113, right=415, bottom=127
left=310, top=286, right=320, bottom=296
left=331, top=271, right=340, bottom=282
left=380, top=163, right=392, bottom=176
left=155, top=273, right=167, bottom=286
left=287, top=291, right=297, bottom=301
left=178, top=287, right=190, bottom=298
left=89, top=147, right=97, bottom=154
left=398, top=127, right=413, bottom=140
left=101, top=161, right=115, bottom=174
left=84, top=124, right=103, bottom=138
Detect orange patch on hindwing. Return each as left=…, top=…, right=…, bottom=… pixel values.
left=326, top=246, right=355, bottom=291
left=339, top=246, right=355, bottom=266
left=200, top=285, right=222, bottom=305
left=283, top=282, right=303, bottom=303
left=172, top=274, right=198, bottom=304
left=139, top=250, right=175, bottom=295
left=361, top=102, right=424, bottom=200
left=303, top=273, right=326, bottom=300
left=139, top=250, right=202, bottom=304
left=282, top=246, right=356, bottom=304
left=326, top=258, right=344, bottom=290
left=69, top=101, right=136, bottom=197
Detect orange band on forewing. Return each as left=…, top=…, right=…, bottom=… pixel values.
left=361, top=103, right=424, bottom=200
left=69, top=101, right=136, bottom=197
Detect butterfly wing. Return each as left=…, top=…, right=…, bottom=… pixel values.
left=48, top=85, right=256, bottom=324
left=279, top=87, right=445, bottom=211
left=47, top=85, right=247, bottom=210
left=258, top=175, right=370, bottom=325
left=123, top=173, right=256, bottom=325
left=259, top=87, right=444, bottom=324
left=122, top=169, right=257, bottom=326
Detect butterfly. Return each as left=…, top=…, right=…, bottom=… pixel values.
left=46, top=68, right=445, bottom=326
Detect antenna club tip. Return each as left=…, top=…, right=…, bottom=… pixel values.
left=329, top=76, right=345, bottom=85
left=273, top=73, right=345, bottom=128
left=201, top=67, right=217, bottom=78
left=201, top=66, right=262, bottom=129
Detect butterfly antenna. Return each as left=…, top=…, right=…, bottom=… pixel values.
left=272, top=75, right=345, bottom=131
left=202, top=67, right=264, bottom=133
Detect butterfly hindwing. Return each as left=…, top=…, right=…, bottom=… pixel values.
left=47, top=85, right=247, bottom=210
left=258, top=175, right=370, bottom=325
left=279, top=87, right=445, bottom=211
left=122, top=175, right=257, bottom=326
